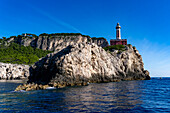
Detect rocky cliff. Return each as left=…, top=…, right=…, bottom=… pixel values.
left=0, top=34, right=108, bottom=81
left=0, top=63, right=29, bottom=80
left=15, top=42, right=150, bottom=91
left=15, top=35, right=89, bottom=52
left=8, top=34, right=109, bottom=52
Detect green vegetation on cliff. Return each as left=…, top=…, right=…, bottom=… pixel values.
left=103, top=45, right=126, bottom=53
left=91, top=37, right=106, bottom=40
left=0, top=43, right=52, bottom=65
left=40, top=33, right=82, bottom=36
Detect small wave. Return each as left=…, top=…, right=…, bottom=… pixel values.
left=46, top=87, right=56, bottom=89
left=11, top=90, right=27, bottom=93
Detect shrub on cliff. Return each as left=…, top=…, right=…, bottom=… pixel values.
left=103, top=45, right=125, bottom=52
left=91, top=37, right=106, bottom=40
left=0, top=43, right=52, bottom=65
left=39, top=33, right=83, bottom=36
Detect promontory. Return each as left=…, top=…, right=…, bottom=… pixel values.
left=6, top=32, right=151, bottom=91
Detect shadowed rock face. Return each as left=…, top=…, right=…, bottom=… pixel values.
left=27, top=42, right=150, bottom=87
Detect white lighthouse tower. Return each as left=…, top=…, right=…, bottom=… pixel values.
left=110, top=23, right=127, bottom=45
left=116, top=23, right=121, bottom=40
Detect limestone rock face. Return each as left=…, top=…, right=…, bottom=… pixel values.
left=14, top=35, right=91, bottom=51
left=91, top=38, right=109, bottom=48
left=28, top=43, right=150, bottom=87
left=36, top=35, right=89, bottom=51
left=0, top=63, right=29, bottom=80
left=14, top=35, right=109, bottom=51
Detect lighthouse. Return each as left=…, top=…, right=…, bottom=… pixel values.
left=110, top=23, right=127, bottom=45
left=116, top=23, right=121, bottom=39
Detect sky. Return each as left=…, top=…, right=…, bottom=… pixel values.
left=0, top=0, right=170, bottom=77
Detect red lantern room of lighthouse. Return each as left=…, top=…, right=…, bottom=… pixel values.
left=110, top=23, right=127, bottom=45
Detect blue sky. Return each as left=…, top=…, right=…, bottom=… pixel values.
left=0, top=0, right=170, bottom=77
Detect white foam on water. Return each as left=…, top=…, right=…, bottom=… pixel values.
left=11, top=90, right=27, bottom=93
left=46, top=87, right=56, bottom=90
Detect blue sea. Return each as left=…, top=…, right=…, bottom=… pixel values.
left=0, top=78, right=169, bottom=113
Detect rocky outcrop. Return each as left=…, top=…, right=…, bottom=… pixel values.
left=0, top=63, right=29, bottom=80
left=15, top=84, right=52, bottom=91
left=15, top=42, right=150, bottom=91
left=91, top=37, right=109, bottom=47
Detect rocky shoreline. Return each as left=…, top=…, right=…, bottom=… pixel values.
left=15, top=42, right=150, bottom=91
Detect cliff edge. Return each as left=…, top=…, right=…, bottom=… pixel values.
left=8, top=33, right=109, bottom=52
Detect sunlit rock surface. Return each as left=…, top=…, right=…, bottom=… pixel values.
left=0, top=63, right=29, bottom=80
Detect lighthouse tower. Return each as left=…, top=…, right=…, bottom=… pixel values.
left=110, top=23, right=127, bottom=45
left=116, top=23, right=121, bottom=40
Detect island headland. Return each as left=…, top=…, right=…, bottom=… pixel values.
left=0, top=23, right=150, bottom=91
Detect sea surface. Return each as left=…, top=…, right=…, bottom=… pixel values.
left=0, top=78, right=169, bottom=113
